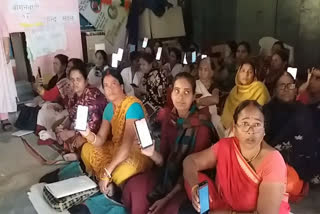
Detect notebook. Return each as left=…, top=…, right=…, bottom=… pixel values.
left=44, top=176, right=97, bottom=199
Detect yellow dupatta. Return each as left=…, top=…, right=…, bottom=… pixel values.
left=221, top=72, right=270, bottom=129
left=81, top=96, right=152, bottom=184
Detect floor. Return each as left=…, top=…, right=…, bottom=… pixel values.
left=0, top=129, right=319, bottom=214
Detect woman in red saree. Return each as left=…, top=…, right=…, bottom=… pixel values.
left=183, top=100, right=290, bottom=214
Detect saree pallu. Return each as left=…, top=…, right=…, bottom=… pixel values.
left=81, top=96, right=153, bottom=185
left=185, top=138, right=290, bottom=213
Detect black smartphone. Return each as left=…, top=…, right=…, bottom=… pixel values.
left=198, top=181, right=210, bottom=214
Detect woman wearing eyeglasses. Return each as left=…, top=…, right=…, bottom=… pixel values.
left=182, top=100, right=290, bottom=214
left=263, top=71, right=319, bottom=192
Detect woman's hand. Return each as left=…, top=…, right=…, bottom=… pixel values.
left=79, top=127, right=90, bottom=138
left=140, top=141, right=155, bottom=157
left=148, top=197, right=169, bottom=214
left=99, top=178, right=111, bottom=194
left=191, top=185, right=200, bottom=212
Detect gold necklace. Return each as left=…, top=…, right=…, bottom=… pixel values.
left=244, top=143, right=262, bottom=163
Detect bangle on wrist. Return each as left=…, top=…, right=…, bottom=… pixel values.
left=191, top=184, right=198, bottom=193
left=104, top=168, right=112, bottom=179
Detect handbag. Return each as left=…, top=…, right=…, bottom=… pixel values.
left=43, top=185, right=98, bottom=212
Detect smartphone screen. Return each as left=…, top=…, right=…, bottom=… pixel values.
left=183, top=53, right=188, bottom=65
left=142, top=37, right=149, bottom=48
left=134, top=118, right=153, bottom=149
left=129, top=44, right=136, bottom=53
left=117, top=48, right=124, bottom=61
left=111, top=53, right=118, bottom=68
left=156, top=47, right=162, bottom=61
left=287, top=67, right=297, bottom=80
left=192, top=51, right=196, bottom=63
left=201, top=54, right=207, bottom=59
left=199, top=181, right=209, bottom=214
left=75, top=105, right=89, bottom=131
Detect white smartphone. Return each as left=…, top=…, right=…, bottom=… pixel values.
left=75, top=105, right=89, bottom=131
left=111, top=53, right=118, bottom=68
left=191, top=51, right=196, bottom=63
left=142, top=37, right=149, bottom=48
left=117, top=48, right=124, bottom=61
left=183, top=53, right=188, bottom=65
left=134, top=118, right=153, bottom=149
left=287, top=67, right=297, bottom=80
left=201, top=54, right=207, bottom=59
left=156, top=47, right=162, bottom=60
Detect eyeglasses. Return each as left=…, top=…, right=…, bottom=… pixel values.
left=277, top=83, right=296, bottom=90
left=236, top=122, right=264, bottom=132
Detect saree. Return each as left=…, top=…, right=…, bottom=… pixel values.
left=81, top=96, right=153, bottom=185
left=148, top=105, right=217, bottom=204
left=196, top=80, right=225, bottom=139
left=60, top=87, right=106, bottom=153
left=185, top=137, right=290, bottom=213
left=221, top=72, right=270, bottom=129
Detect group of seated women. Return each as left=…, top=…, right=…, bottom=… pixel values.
left=33, top=38, right=320, bottom=214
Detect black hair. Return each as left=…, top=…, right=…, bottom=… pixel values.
left=237, top=41, right=251, bottom=54
left=95, top=50, right=108, bottom=64
left=69, top=65, right=88, bottom=80
left=102, top=67, right=124, bottom=88
left=54, top=54, right=68, bottom=67
left=273, top=41, right=285, bottom=50
left=173, top=72, right=196, bottom=94
left=169, top=47, right=182, bottom=62
left=140, top=52, right=155, bottom=64
left=273, top=49, right=289, bottom=64
left=233, top=100, right=264, bottom=124
left=130, top=51, right=141, bottom=62
left=239, top=59, right=256, bottom=76
left=226, top=40, right=238, bottom=56
left=68, top=58, right=85, bottom=68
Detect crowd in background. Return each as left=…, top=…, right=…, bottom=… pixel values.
left=6, top=37, right=320, bottom=214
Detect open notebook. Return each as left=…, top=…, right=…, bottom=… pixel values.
left=45, top=176, right=97, bottom=199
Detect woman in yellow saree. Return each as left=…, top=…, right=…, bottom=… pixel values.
left=79, top=68, right=153, bottom=193
left=221, top=60, right=270, bottom=130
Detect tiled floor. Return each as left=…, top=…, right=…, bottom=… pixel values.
left=0, top=130, right=319, bottom=214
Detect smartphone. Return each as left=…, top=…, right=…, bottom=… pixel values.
left=134, top=118, right=153, bottom=149
left=74, top=105, right=89, bottom=131
left=198, top=181, right=210, bottom=214
left=201, top=54, right=207, bottom=59
left=38, top=67, right=42, bottom=78
left=287, top=67, right=297, bottom=80
left=117, top=48, right=124, bottom=61
left=191, top=51, right=196, bottom=63
left=111, top=53, right=118, bottom=68
left=129, top=44, right=136, bottom=53
left=183, top=53, right=188, bottom=65
left=156, top=47, right=162, bottom=61
left=142, top=37, right=149, bottom=48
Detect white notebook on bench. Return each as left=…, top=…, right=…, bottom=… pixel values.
left=44, top=176, right=97, bottom=199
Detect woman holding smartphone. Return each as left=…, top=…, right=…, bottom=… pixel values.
left=122, top=72, right=219, bottom=214
left=55, top=66, right=106, bottom=160
left=182, top=100, right=290, bottom=214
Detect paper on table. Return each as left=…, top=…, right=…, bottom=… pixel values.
left=28, top=183, right=70, bottom=214
left=45, top=176, right=97, bottom=199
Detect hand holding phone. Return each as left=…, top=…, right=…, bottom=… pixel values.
left=134, top=118, right=153, bottom=149
left=75, top=105, right=89, bottom=131
left=199, top=181, right=210, bottom=214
